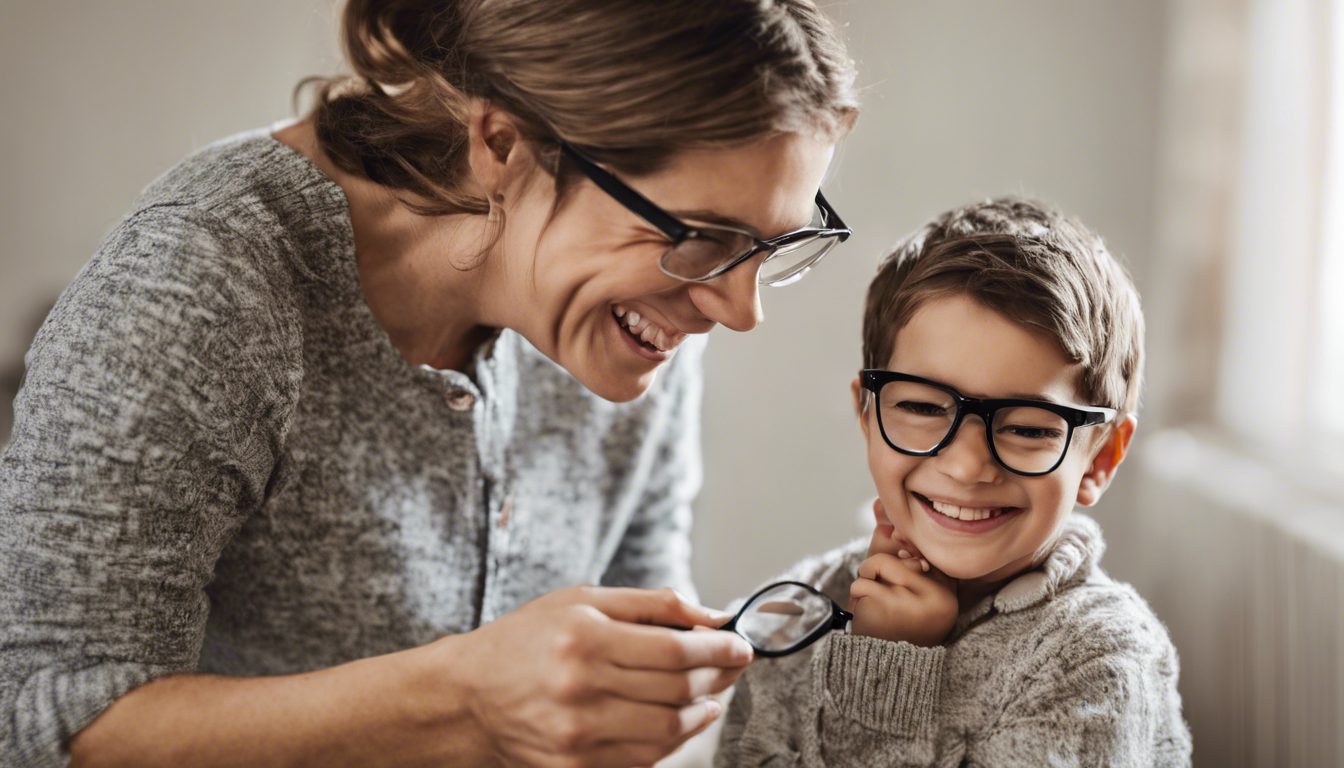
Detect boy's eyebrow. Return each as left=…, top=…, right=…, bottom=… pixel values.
left=1001, top=391, right=1059, bottom=403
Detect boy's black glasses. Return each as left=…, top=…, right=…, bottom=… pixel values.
left=860, top=370, right=1118, bottom=477
left=559, top=141, right=851, bottom=287
left=718, top=581, right=852, bottom=658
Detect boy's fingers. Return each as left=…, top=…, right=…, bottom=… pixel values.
left=857, top=554, right=919, bottom=587
left=869, top=497, right=926, bottom=561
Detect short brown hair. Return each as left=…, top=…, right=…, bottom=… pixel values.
left=302, top=0, right=859, bottom=216
left=862, top=197, right=1145, bottom=415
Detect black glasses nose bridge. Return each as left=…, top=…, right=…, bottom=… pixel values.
left=930, top=401, right=992, bottom=455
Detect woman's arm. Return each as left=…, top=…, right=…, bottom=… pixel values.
left=70, top=586, right=752, bottom=768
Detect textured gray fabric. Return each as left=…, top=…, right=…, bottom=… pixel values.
left=716, top=515, right=1193, bottom=767
left=0, top=129, right=706, bottom=767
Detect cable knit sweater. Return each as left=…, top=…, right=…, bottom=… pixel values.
left=715, top=514, right=1192, bottom=767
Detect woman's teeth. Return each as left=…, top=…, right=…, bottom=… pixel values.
left=928, top=498, right=1011, bottom=521
left=613, top=305, right=673, bottom=352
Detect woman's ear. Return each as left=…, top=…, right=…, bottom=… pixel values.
left=1076, top=414, right=1137, bottom=507
left=466, top=99, right=528, bottom=205
left=851, top=376, right=871, bottom=439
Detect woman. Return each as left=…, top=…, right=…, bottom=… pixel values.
left=0, top=1, right=857, bottom=765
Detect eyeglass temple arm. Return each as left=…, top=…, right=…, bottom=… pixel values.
left=831, top=605, right=854, bottom=630
left=559, top=142, right=692, bottom=242
left=816, top=191, right=851, bottom=238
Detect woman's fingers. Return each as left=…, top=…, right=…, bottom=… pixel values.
left=597, top=621, right=753, bottom=671
left=595, top=663, right=743, bottom=705
left=585, top=586, right=733, bottom=629
left=509, top=699, right=722, bottom=768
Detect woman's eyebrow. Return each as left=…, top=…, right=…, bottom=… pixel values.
left=668, top=208, right=815, bottom=240
left=668, top=208, right=762, bottom=237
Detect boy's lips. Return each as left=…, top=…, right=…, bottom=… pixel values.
left=912, top=491, right=1023, bottom=534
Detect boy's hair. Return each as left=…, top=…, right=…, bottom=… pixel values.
left=862, top=196, right=1145, bottom=416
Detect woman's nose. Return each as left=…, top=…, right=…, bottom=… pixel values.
left=688, top=255, right=765, bottom=332
left=935, top=418, right=1002, bottom=484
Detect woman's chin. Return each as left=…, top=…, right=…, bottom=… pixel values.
left=578, top=368, right=660, bottom=403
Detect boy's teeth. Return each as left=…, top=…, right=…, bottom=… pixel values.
left=626, top=311, right=641, bottom=327
left=929, top=498, right=1007, bottom=521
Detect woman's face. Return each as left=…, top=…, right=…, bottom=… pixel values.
left=487, top=132, right=837, bottom=402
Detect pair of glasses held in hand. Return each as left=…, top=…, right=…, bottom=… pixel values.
left=678, top=581, right=852, bottom=658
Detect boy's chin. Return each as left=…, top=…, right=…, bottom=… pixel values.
left=925, top=548, right=1026, bottom=583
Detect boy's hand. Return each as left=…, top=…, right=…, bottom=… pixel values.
left=848, top=498, right=958, bottom=647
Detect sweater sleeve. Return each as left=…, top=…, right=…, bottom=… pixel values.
left=970, top=611, right=1192, bottom=768
left=598, top=336, right=704, bottom=600
left=0, top=206, right=300, bottom=767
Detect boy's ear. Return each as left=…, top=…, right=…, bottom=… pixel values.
left=850, top=376, right=871, bottom=439
left=466, top=99, right=531, bottom=204
left=1076, top=414, right=1137, bottom=507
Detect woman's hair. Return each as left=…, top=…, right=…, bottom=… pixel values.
left=862, top=197, right=1146, bottom=416
left=302, top=0, right=859, bottom=216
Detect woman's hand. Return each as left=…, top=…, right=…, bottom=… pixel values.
left=847, top=498, right=958, bottom=647
left=437, top=585, right=754, bottom=768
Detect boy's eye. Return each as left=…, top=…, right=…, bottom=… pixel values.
left=998, top=424, right=1064, bottom=440
left=896, top=400, right=948, bottom=417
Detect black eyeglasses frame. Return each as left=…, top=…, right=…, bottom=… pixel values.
left=859, top=370, right=1118, bottom=477
left=558, top=141, right=851, bottom=284
left=719, top=580, right=853, bottom=658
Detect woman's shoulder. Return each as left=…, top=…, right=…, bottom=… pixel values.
left=132, top=127, right=345, bottom=220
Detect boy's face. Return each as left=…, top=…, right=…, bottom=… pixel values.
left=852, top=293, right=1136, bottom=584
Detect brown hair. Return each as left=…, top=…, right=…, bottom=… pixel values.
left=301, top=0, right=859, bottom=216
left=862, top=197, right=1145, bottom=415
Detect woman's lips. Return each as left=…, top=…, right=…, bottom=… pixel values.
left=611, top=307, right=673, bottom=362
left=612, top=304, right=684, bottom=352
left=913, top=492, right=1023, bottom=534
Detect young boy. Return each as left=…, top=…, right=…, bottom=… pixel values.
left=715, top=197, right=1192, bottom=767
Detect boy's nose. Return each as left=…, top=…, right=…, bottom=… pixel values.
left=687, top=255, right=764, bottom=332
left=935, top=417, right=1002, bottom=484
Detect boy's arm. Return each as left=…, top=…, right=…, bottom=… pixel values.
left=972, top=616, right=1192, bottom=767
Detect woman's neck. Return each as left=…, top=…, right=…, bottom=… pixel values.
left=272, top=120, right=498, bottom=372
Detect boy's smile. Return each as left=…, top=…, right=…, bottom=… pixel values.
left=852, top=293, right=1134, bottom=585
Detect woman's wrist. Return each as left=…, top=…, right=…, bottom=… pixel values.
left=400, top=632, right=501, bottom=766
left=68, top=640, right=500, bottom=768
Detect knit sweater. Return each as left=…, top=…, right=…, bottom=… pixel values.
left=715, top=515, right=1193, bottom=767
left=0, top=129, right=706, bottom=766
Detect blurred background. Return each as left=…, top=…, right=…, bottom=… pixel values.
left=2, top=0, right=1341, bottom=765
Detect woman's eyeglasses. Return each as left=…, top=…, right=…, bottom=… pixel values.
left=559, top=141, right=851, bottom=286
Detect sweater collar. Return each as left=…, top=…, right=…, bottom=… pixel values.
left=952, top=513, right=1106, bottom=630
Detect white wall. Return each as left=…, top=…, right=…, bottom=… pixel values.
left=0, top=1, right=1169, bottom=610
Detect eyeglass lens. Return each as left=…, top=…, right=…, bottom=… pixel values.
left=874, top=379, right=1071, bottom=474
left=730, top=582, right=835, bottom=654
left=659, top=205, right=836, bottom=284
